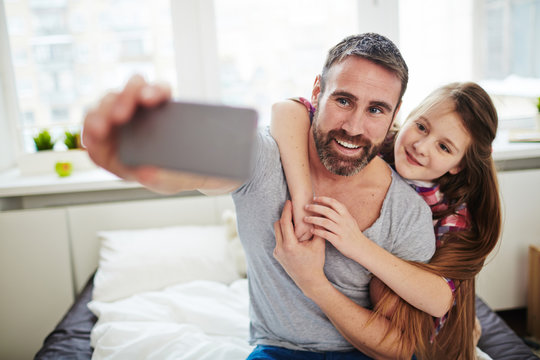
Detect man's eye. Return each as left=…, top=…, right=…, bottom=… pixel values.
left=369, top=107, right=382, bottom=114
left=337, top=98, right=350, bottom=106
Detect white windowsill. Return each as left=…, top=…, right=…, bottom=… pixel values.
left=0, top=166, right=141, bottom=198
left=0, top=127, right=539, bottom=200
left=493, top=129, right=540, bottom=161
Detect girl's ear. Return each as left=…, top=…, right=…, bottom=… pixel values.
left=311, top=75, right=321, bottom=108
left=448, top=165, right=463, bottom=175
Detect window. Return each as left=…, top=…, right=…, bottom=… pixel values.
left=4, top=0, right=178, bottom=153
left=213, top=0, right=360, bottom=126
left=477, top=0, right=540, bottom=123
left=396, top=0, right=540, bottom=123
left=1, top=0, right=373, bottom=161
left=482, top=0, right=540, bottom=79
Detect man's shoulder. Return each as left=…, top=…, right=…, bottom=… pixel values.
left=251, top=126, right=273, bottom=149
left=255, top=127, right=281, bottom=163
left=387, top=167, right=431, bottom=211
left=388, top=166, right=418, bottom=194
left=232, top=127, right=283, bottom=196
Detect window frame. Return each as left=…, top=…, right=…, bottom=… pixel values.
left=170, top=0, right=220, bottom=102
left=0, top=0, right=22, bottom=171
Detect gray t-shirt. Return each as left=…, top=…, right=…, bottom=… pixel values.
left=232, top=128, right=435, bottom=352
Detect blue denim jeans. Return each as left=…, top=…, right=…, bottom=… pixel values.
left=246, top=345, right=373, bottom=360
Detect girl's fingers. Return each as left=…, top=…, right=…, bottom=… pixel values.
left=311, top=228, right=338, bottom=244
left=305, top=204, right=339, bottom=223
left=304, top=215, right=339, bottom=235
left=312, top=196, right=347, bottom=214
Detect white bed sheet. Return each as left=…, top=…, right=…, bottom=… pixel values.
left=88, top=279, right=253, bottom=360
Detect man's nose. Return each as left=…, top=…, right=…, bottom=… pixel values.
left=341, top=112, right=366, bottom=135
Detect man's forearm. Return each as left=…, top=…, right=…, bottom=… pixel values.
left=305, top=281, right=414, bottom=360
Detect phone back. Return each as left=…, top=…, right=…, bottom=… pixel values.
left=118, top=101, right=258, bottom=181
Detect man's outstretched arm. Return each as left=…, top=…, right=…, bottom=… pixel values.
left=83, top=75, right=240, bottom=195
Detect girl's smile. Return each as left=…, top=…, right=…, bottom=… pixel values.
left=394, top=99, right=471, bottom=182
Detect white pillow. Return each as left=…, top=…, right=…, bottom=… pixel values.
left=93, top=225, right=241, bottom=302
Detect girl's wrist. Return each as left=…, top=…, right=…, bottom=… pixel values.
left=290, top=189, right=314, bottom=202
left=302, top=276, right=333, bottom=300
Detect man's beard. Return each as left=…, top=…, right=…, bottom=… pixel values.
left=312, top=115, right=381, bottom=177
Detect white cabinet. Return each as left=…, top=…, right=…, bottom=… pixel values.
left=0, top=208, right=74, bottom=360
left=477, top=168, right=540, bottom=310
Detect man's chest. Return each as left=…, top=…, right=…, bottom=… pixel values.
left=313, top=185, right=387, bottom=231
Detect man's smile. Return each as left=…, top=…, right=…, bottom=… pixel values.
left=335, top=138, right=360, bottom=149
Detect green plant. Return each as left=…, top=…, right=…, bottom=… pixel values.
left=537, top=96, right=540, bottom=113
left=33, top=130, right=55, bottom=151
left=64, top=130, right=81, bottom=149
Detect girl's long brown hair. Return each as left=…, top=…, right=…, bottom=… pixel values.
left=374, top=82, right=502, bottom=359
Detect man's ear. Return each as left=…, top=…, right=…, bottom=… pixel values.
left=311, top=75, right=321, bottom=108
left=387, top=100, right=401, bottom=131
left=392, top=100, right=402, bottom=123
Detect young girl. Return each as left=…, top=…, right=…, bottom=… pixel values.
left=270, top=82, right=501, bottom=359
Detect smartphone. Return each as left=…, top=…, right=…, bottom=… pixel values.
left=118, top=100, right=258, bottom=181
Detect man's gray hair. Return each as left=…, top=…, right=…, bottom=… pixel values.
left=321, top=33, right=408, bottom=103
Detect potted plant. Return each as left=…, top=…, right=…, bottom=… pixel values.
left=64, top=130, right=82, bottom=150
left=33, top=129, right=56, bottom=151
left=20, top=128, right=95, bottom=176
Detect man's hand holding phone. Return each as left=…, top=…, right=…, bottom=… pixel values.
left=83, top=75, right=256, bottom=195
left=83, top=75, right=188, bottom=193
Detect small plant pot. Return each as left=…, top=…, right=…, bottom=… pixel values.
left=18, top=149, right=96, bottom=176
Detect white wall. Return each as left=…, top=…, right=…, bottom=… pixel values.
left=357, top=0, right=400, bottom=44
left=398, top=0, right=475, bottom=120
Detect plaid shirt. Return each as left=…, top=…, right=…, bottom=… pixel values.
left=409, top=183, right=470, bottom=248
left=409, top=182, right=470, bottom=341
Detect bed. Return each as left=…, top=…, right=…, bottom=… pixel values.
left=34, top=207, right=539, bottom=359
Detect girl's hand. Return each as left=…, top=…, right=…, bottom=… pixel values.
left=273, top=200, right=327, bottom=297
left=304, top=196, right=369, bottom=260
left=292, top=201, right=314, bottom=241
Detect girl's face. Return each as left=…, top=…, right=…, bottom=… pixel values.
left=394, top=100, right=471, bottom=182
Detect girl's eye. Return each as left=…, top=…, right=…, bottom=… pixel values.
left=439, top=143, right=450, bottom=153
left=415, top=122, right=427, bottom=132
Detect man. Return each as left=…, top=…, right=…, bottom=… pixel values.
left=83, top=33, right=435, bottom=359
